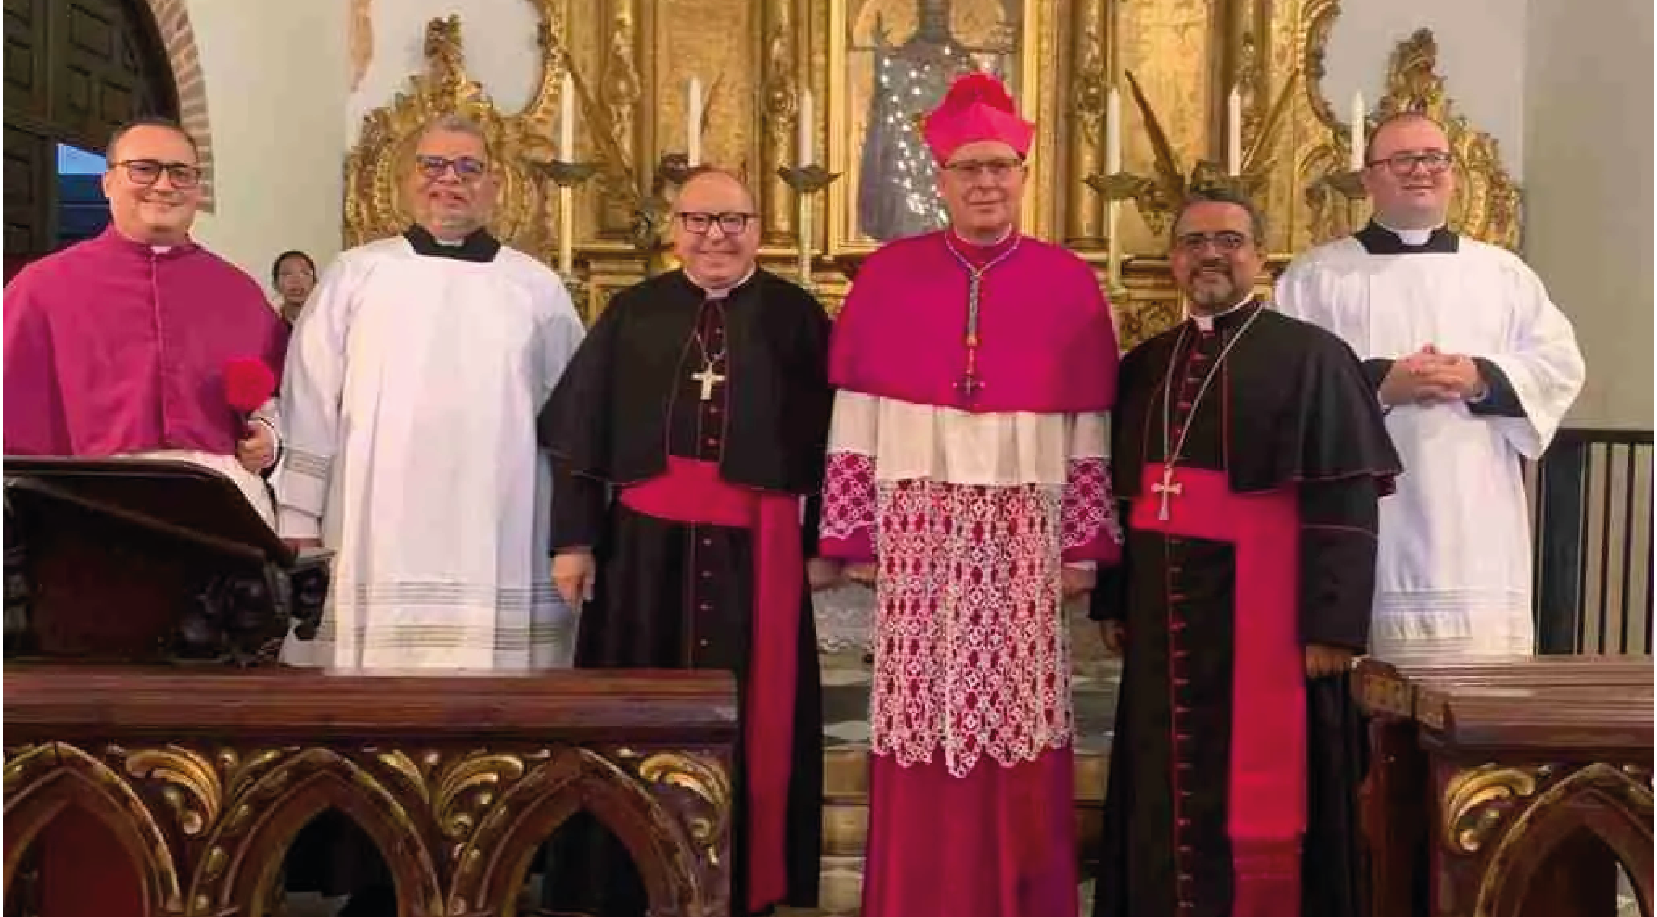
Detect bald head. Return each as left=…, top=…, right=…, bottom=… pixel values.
left=1362, top=111, right=1448, bottom=165
left=671, top=166, right=760, bottom=291
left=677, top=168, right=756, bottom=213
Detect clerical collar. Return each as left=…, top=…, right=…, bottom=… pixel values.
left=1355, top=220, right=1458, bottom=255
left=1189, top=296, right=1257, bottom=332
left=97, top=225, right=195, bottom=258
left=403, top=224, right=501, bottom=262
left=686, top=265, right=758, bottom=300
left=946, top=227, right=1018, bottom=267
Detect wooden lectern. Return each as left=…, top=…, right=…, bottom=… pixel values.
left=2, top=457, right=741, bottom=917
left=4, top=457, right=329, bottom=665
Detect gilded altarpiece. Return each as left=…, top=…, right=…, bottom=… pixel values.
left=343, top=0, right=1519, bottom=348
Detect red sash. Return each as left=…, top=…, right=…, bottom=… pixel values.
left=620, top=457, right=802, bottom=912
left=1130, top=463, right=1305, bottom=917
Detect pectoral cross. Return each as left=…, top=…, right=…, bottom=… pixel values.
left=691, top=365, right=725, bottom=401
left=1152, top=467, right=1183, bottom=521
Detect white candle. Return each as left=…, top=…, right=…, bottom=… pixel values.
left=1105, top=87, right=1121, bottom=174
left=1226, top=85, right=1242, bottom=176
left=797, top=89, right=814, bottom=166
left=687, top=76, right=703, bottom=166
left=558, top=72, right=575, bottom=163
left=1349, top=91, right=1365, bottom=172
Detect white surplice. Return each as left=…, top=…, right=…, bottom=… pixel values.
left=275, top=236, right=585, bottom=670
left=1275, top=229, right=1585, bottom=659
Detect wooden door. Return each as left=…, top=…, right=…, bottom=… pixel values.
left=2, top=0, right=176, bottom=279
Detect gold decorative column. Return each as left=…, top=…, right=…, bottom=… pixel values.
left=1064, top=0, right=1110, bottom=248
left=595, top=0, right=644, bottom=237
left=758, top=0, right=802, bottom=247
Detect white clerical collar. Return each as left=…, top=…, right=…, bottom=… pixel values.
left=953, top=225, right=1015, bottom=247
left=151, top=246, right=173, bottom=253
left=690, top=265, right=757, bottom=300
left=1375, top=220, right=1442, bottom=247
left=1190, top=295, right=1252, bottom=332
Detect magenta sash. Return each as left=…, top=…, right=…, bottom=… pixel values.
left=620, top=457, right=802, bottom=911
left=1129, top=463, right=1305, bottom=917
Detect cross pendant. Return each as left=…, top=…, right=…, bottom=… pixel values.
left=1152, top=469, right=1183, bottom=521
left=691, top=366, right=725, bottom=401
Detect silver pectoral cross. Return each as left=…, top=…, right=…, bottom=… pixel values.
left=1152, top=467, right=1183, bottom=521
left=691, top=365, right=726, bottom=401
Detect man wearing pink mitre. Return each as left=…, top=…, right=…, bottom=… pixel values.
left=817, top=72, right=1123, bottom=917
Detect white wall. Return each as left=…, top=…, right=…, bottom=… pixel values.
left=1522, top=0, right=1653, bottom=429
left=347, top=0, right=543, bottom=141
left=1323, top=0, right=1529, bottom=173
left=185, top=0, right=348, bottom=290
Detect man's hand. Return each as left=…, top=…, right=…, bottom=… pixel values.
left=1061, top=565, right=1096, bottom=599
left=1305, top=643, right=1355, bottom=679
left=236, top=421, right=278, bottom=473
left=1098, top=620, right=1126, bottom=656
left=807, top=558, right=843, bottom=591
left=1378, top=346, right=1457, bottom=406
left=552, top=549, right=595, bottom=608
left=844, top=562, right=878, bottom=588
left=1416, top=353, right=1487, bottom=402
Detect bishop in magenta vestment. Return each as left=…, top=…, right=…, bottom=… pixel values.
left=819, top=73, right=1121, bottom=917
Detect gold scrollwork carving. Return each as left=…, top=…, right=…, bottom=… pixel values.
left=636, top=751, right=733, bottom=865
left=433, top=752, right=528, bottom=841
left=5, top=742, right=187, bottom=914
left=123, top=746, right=220, bottom=837
left=1442, top=764, right=1541, bottom=853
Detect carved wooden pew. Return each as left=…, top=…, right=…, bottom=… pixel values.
left=4, top=666, right=738, bottom=917
left=1355, top=655, right=1654, bottom=917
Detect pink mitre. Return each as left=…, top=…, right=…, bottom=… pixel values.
left=922, top=71, right=1035, bottom=164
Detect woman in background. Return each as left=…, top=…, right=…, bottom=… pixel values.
left=272, top=249, right=317, bottom=324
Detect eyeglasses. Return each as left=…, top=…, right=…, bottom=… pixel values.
left=1175, top=231, right=1250, bottom=254
left=111, top=159, right=201, bottom=189
left=941, top=157, right=1025, bottom=181
left=676, top=212, right=756, bottom=235
left=414, top=154, right=489, bottom=181
left=1366, top=150, right=1454, bottom=176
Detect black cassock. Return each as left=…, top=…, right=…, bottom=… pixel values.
left=1090, top=301, right=1400, bottom=917
left=536, top=268, right=831, bottom=916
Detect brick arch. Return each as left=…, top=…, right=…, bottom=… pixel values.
left=140, top=0, right=216, bottom=211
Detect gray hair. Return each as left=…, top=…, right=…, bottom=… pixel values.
left=1169, top=187, right=1268, bottom=247
left=416, top=113, right=492, bottom=157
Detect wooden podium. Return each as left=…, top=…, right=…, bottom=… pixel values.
left=2, top=458, right=741, bottom=917
left=1355, top=655, right=1654, bottom=917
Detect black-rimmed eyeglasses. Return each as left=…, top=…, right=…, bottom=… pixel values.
left=1365, top=151, right=1454, bottom=176
left=414, top=154, right=489, bottom=181
left=111, top=159, right=202, bottom=189
left=676, top=212, right=756, bottom=235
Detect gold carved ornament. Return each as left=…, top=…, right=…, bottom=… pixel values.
left=1471, top=763, right=1654, bottom=917
left=1441, top=763, right=1543, bottom=854
left=5, top=742, right=188, bottom=915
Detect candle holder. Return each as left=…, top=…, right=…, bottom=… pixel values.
left=777, top=163, right=841, bottom=291
left=624, top=152, right=700, bottom=275
left=534, top=158, right=599, bottom=308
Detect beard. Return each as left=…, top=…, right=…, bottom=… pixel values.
left=1185, top=266, right=1242, bottom=309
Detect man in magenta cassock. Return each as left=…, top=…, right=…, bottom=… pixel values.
left=2, top=117, right=287, bottom=917
left=818, top=72, right=1122, bottom=916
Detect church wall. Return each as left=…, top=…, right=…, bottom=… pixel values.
left=1322, top=0, right=1529, bottom=174
left=346, top=0, right=544, bottom=142
left=1521, top=0, right=1653, bottom=430
left=183, top=0, right=349, bottom=290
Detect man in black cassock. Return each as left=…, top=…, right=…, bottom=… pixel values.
left=1090, top=189, right=1402, bottom=917
left=536, top=168, right=832, bottom=917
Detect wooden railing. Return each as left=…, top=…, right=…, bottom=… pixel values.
left=3, top=666, right=738, bottom=917
left=1531, top=428, right=1654, bottom=655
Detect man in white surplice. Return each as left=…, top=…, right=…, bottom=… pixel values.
left=1275, top=112, right=1585, bottom=659
left=276, top=114, right=585, bottom=670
